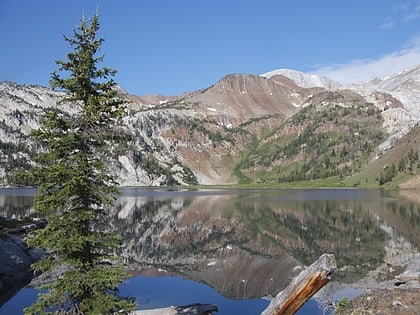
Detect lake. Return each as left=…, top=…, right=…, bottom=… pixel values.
left=0, top=187, right=419, bottom=314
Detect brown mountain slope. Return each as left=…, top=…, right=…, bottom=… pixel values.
left=186, top=73, right=315, bottom=126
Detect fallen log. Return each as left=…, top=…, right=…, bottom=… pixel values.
left=130, top=254, right=335, bottom=315
left=132, top=303, right=218, bottom=315
left=261, top=253, right=337, bottom=315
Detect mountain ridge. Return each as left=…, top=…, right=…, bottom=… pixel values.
left=260, top=68, right=341, bottom=89
left=0, top=64, right=419, bottom=188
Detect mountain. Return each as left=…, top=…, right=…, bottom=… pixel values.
left=260, top=68, right=341, bottom=89
left=185, top=73, right=312, bottom=125
left=364, top=64, right=420, bottom=115
left=0, top=64, right=419, bottom=188
left=348, top=65, right=420, bottom=151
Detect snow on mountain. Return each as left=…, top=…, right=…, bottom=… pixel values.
left=260, top=69, right=341, bottom=89
left=260, top=65, right=420, bottom=154
left=345, top=64, right=420, bottom=151
left=363, top=64, right=420, bottom=116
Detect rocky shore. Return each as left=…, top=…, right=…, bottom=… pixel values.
left=341, top=288, right=420, bottom=315
left=342, top=256, right=420, bottom=314
left=0, top=232, right=43, bottom=305
left=327, top=253, right=420, bottom=314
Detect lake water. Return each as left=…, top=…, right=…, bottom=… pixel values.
left=0, top=187, right=419, bottom=314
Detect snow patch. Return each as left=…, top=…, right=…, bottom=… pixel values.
left=260, top=68, right=341, bottom=89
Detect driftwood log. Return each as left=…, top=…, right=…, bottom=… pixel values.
left=132, top=303, right=218, bottom=315
left=131, top=254, right=336, bottom=315
left=261, top=253, right=337, bottom=315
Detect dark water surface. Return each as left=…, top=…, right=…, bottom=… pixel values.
left=1, top=188, right=419, bottom=314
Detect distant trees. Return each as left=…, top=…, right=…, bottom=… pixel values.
left=379, top=148, right=420, bottom=186
left=249, top=101, right=387, bottom=184
left=397, top=148, right=419, bottom=175
left=379, top=164, right=397, bottom=186
left=24, top=14, right=134, bottom=314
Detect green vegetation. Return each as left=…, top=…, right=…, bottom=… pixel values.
left=346, top=123, right=420, bottom=189
left=24, top=14, right=134, bottom=314
left=398, top=147, right=419, bottom=175
left=236, top=96, right=389, bottom=186
left=334, top=297, right=350, bottom=314
left=0, top=139, right=35, bottom=185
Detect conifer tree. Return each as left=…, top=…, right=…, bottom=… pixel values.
left=24, top=14, right=134, bottom=315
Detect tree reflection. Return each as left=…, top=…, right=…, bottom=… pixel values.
left=0, top=191, right=34, bottom=219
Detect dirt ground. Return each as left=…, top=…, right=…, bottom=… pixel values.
left=340, top=287, right=420, bottom=315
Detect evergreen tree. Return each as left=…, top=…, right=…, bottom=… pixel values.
left=24, top=14, right=134, bottom=314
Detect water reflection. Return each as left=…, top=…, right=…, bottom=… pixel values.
left=1, top=188, right=419, bottom=301
left=0, top=188, right=35, bottom=219
left=108, top=188, right=419, bottom=299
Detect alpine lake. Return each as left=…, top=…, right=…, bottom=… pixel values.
left=0, top=187, right=419, bottom=315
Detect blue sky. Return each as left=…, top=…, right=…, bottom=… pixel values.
left=1, top=0, right=419, bottom=95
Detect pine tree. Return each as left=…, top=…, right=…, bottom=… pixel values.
left=24, top=14, right=135, bottom=315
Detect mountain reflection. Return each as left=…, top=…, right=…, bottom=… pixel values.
left=1, top=188, right=419, bottom=300
left=109, top=188, right=420, bottom=299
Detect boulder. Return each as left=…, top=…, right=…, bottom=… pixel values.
left=0, top=233, right=43, bottom=303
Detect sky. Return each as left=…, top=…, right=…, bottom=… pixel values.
left=1, top=0, right=420, bottom=96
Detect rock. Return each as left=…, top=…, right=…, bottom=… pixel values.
left=132, top=303, right=219, bottom=315
left=341, top=288, right=420, bottom=315
left=0, top=234, right=33, bottom=271
left=395, top=253, right=420, bottom=285
left=0, top=233, right=43, bottom=298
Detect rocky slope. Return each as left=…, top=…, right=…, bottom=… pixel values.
left=0, top=64, right=419, bottom=187
left=349, top=65, right=420, bottom=151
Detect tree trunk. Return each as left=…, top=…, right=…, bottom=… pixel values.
left=261, top=253, right=337, bottom=315
left=132, top=303, right=218, bottom=315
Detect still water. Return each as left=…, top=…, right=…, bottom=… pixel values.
left=0, top=188, right=419, bottom=314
